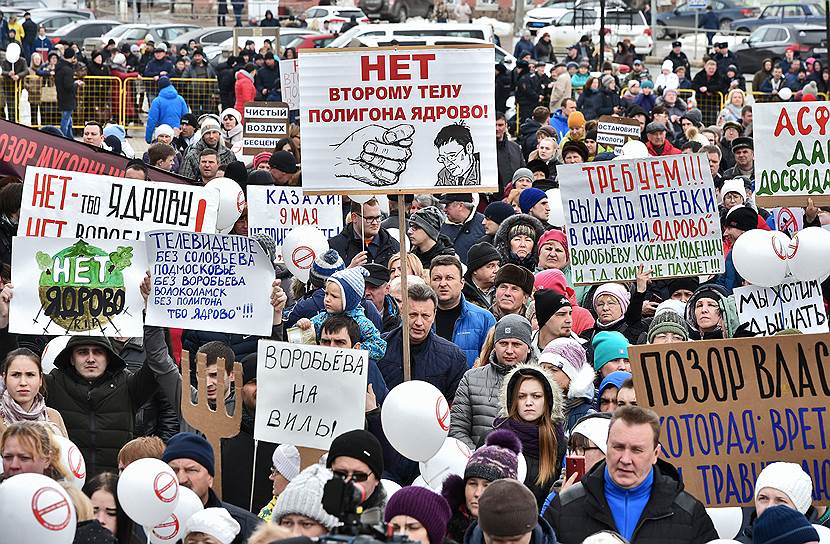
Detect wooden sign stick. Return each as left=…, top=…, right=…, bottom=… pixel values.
left=398, top=194, right=412, bottom=382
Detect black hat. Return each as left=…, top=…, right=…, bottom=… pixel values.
left=466, top=242, right=501, bottom=276
left=180, top=113, right=199, bottom=128
left=731, top=137, right=753, bottom=152
left=672, top=40, right=681, bottom=47
left=561, top=140, right=589, bottom=162
left=645, top=121, right=668, bottom=134
left=494, top=263, right=535, bottom=295
left=326, top=429, right=384, bottom=478
left=722, top=121, right=742, bottom=134
left=241, top=353, right=257, bottom=384
left=364, top=263, right=390, bottom=287
left=723, top=206, right=758, bottom=232
left=667, top=276, right=700, bottom=297
left=268, top=150, right=298, bottom=174
left=717, top=42, right=729, bottom=48
left=484, top=201, right=516, bottom=225
left=247, top=169, right=274, bottom=186
left=63, top=48, right=75, bottom=59
left=440, top=193, right=473, bottom=204
left=534, top=288, right=571, bottom=329
left=526, top=159, right=550, bottom=179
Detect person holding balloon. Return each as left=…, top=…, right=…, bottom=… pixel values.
left=83, top=473, right=138, bottom=544
left=0, top=421, right=69, bottom=480
left=0, top=348, right=67, bottom=436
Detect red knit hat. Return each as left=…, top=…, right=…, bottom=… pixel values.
left=537, top=229, right=569, bottom=262
left=253, top=151, right=271, bottom=169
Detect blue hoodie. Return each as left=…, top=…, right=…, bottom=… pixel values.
left=145, top=85, right=189, bottom=143
left=604, top=465, right=654, bottom=541
left=549, top=109, right=569, bottom=142
left=595, top=370, right=632, bottom=411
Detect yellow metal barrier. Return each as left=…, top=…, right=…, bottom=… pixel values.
left=122, top=77, right=220, bottom=132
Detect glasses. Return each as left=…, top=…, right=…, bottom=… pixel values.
left=437, top=149, right=463, bottom=164
left=357, top=214, right=382, bottom=224
left=570, top=446, right=600, bottom=456
left=333, top=469, right=370, bottom=483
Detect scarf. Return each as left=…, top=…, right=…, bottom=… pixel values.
left=0, top=389, right=48, bottom=425
left=494, top=417, right=541, bottom=460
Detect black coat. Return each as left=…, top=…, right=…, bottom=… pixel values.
left=412, top=233, right=455, bottom=269
left=545, top=460, right=718, bottom=544
left=497, top=136, right=524, bottom=196
left=221, top=406, right=277, bottom=513
left=328, top=223, right=400, bottom=269
left=55, top=58, right=76, bottom=111
left=254, top=63, right=279, bottom=98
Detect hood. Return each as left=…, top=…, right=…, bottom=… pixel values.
left=497, top=364, right=564, bottom=423
left=493, top=213, right=546, bottom=262
left=159, top=85, right=179, bottom=99
left=441, top=473, right=466, bottom=511
left=236, top=69, right=254, bottom=82
left=685, top=283, right=729, bottom=332
left=53, top=336, right=126, bottom=374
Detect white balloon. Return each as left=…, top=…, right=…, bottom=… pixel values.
left=545, top=188, right=565, bottom=226
left=787, top=227, right=830, bottom=281
left=0, top=473, right=76, bottom=544
left=41, top=336, right=71, bottom=375
left=813, top=524, right=830, bottom=544
left=350, top=194, right=375, bottom=204
left=778, top=87, right=793, bottom=101
left=6, top=43, right=20, bottom=64
left=381, top=381, right=449, bottom=462
left=619, top=139, right=649, bottom=159
left=381, top=479, right=402, bottom=498
left=418, top=437, right=472, bottom=490
left=205, top=177, right=245, bottom=234
left=731, top=229, right=788, bottom=287
left=517, top=452, right=527, bottom=482
left=53, top=435, right=86, bottom=489
left=145, top=487, right=203, bottom=544
left=705, top=507, right=743, bottom=540
left=386, top=228, right=410, bottom=252
left=281, top=225, right=329, bottom=283
left=117, top=458, right=179, bottom=527
left=411, top=475, right=430, bottom=488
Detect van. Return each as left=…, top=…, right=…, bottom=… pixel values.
left=328, top=22, right=495, bottom=48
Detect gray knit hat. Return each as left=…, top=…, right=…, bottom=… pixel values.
left=647, top=307, right=689, bottom=343
left=493, top=314, right=533, bottom=348
left=409, top=206, right=444, bottom=242
left=271, top=464, right=341, bottom=529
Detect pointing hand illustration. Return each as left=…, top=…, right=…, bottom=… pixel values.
left=332, top=124, right=415, bottom=186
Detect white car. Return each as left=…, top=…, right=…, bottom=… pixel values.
left=303, top=6, right=369, bottom=33
left=329, top=22, right=495, bottom=48
left=524, top=0, right=627, bottom=34
left=356, top=35, right=515, bottom=70
left=534, top=9, right=653, bottom=55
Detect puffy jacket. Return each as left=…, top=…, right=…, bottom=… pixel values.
left=466, top=517, right=557, bottom=544
left=143, top=57, right=175, bottom=78
left=182, top=60, right=217, bottom=79
left=55, top=58, right=76, bottom=111
left=145, top=85, right=189, bottom=143
left=254, top=63, right=279, bottom=99
left=234, top=70, right=257, bottom=120
left=577, top=87, right=619, bottom=121
left=434, top=295, right=495, bottom=367
left=179, top=137, right=236, bottom=180
left=378, top=326, right=467, bottom=403
left=285, top=287, right=383, bottom=330
left=440, top=212, right=486, bottom=265
left=328, top=223, right=400, bottom=270
left=549, top=109, right=569, bottom=142
left=646, top=139, right=682, bottom=156
left=545, top=460, right=718, bottom=544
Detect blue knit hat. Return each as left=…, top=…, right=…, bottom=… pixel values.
left=310, top=249, right=345, bottom=287
left=598, top=370, right=632, bottom=398
left=753, top=505, right=819, bottom=544
left=328, top=266, right=367, bottom=312
left=162, top=432, right=215, bottom=476
left=484, top=201, right=516, bottom=225
left=518, top=188, right=547, bottom=214
left=592, top=331, right=630, bottom=371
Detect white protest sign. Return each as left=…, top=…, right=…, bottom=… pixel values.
left=280, top=58, right=299, bottom=111
left=246, top=186, right=343, bottom=261
left=299, top=45, right=497, bottom=194
left=254, top=340, right=368, bottom=450
left=734, top=278, right=828, bottom=335
left=754, top=101, right=830, bottom=206
left=19, top=167, right=220, bottom=239
left=9, top=237, right=146, bottom=336
left=596, top=115, right=640, bottom=148
left=144, top=231, right=274, bottom=336
left=559, top=154, right=724, bottom=284
left=770, top=206, right=805, bottom=235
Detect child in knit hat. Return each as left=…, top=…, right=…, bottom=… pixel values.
left=296, top=267, right=387, bottom=360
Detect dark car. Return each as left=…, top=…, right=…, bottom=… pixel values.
left=730, top=3, right=826, bottom=33
left=733, top=23, right=827, bottom=73
left=656, top=0, right=759, bottom=38
left=49, top=19, right=120, bottom=45
left=359, top=0, right=433, bottom=22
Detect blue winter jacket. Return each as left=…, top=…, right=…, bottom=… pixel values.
left=713, top=248, right=742, bottom=295
left=432, top=296, right=495, bottom=367
left=285, top=288, right=383, bottom=330
left=439, top=213, right=487, bottom=265
left=143, top=57, right=175, bottom=78
left=145, top=85, right=189, bottom=143
left=550, top=109, right=569, bottom=142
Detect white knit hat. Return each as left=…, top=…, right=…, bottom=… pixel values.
left=571, top=415, right=611, bottom=455
left=754, top=462, right=814, bottom=514
left=185, top=508, right=241, bottom=544
left=154, top=124, right=175, bottom=139
left=271, top=444, right=300, bottom=481
left=721, top=178, right=747, bottom=201
left=272, top=464, right=341, bottom=529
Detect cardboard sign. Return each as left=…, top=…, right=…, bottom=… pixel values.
left=754, top=101, right=830, bottom=206
left=299, top=45, right=497, bottom=195
left=734, top=278, right=828, bottom=335
left=280, top=58, right=299, bottom=111
left=246, top=186, right=343, bottom=261
left=243, top=101, right=289, bottom=156
left=558, top=154, right=724, bottom=284
left=19, top=167, right=220, bottom=240
left=630, top=334, right=830, bottom=507
left=144, top=231, right=275, bottom=336
left=254, top=340, right=368, bottom=450
left=9, top=237, right=146, bottom=336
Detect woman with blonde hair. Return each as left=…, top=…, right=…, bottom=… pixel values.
left=0, top=421, right=69, bottom=481
left=0, top=348, right=66, bottom=435
left=718, top=88, right=746, bottom=124
left=388, top=252, right=427, bottom=282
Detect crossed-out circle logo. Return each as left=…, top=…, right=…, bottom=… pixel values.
left=154, top=472, right=179, bottom=504
left=31, top=487, right=71, bottom=531
left=771, top=233, right=788, bottom=260
left=68, top=445, right=85, bottom=479
left=152, top=514, right=180, bottom=541
left=435, top=396, right=450, bottom=432
left=292, top=246, right=315, bottom=270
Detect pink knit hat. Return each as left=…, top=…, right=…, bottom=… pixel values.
left=592, top=283, right=631, bottom=313
left=537, top=229, right=569, bottom=261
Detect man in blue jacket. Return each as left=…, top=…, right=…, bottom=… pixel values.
left=439, top=193, right=486, bottom=265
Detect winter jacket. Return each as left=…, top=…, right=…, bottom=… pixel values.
left=646, top=139, right=682, bottom=156
left=494, top=213, right=546, bottom=270
left=179, top=137, right=236, bottom=180
left=549, top=75, right=572, bottom=115
left=55, top=58, right=76, bottom=111
left=513, top=38, right=535, bottom=60
left=143, top=57, right=175, bottom=78
left=310, top=305, right=387, bottom=361
left=520, top=118, right=543, bottom=158
left=234, top=70, right=257, bottom=119
left=182, top=60, right=217, bottom=79
left=328, top=223, right=400, bottom=269
left=379, top=326, right=467, bottom=402
left=412, top=233, right=456, bottom=269
left=205, top=488, right=262, bottom=544
left=466, top=517, right=558, bottom=544
left=145, top=85, right=189, bottom=143
left=440, top=211, right=486, bottom=265
left=220, top=107, right=243, bottom=157
left=73, top=520, right=118, bottom=543
left=545, top=460, right=718, bottom=544
left=692, top=70, right=728, bottom=96
left=286, top=287, right=384, bottom=330
left=577, top=87, right=619, bottom=121
left=549, top=109, right=569, bottom=142
left=435, top=295, right=495, bottom=367
left=254, top=63, right=279, bottom=99
left=497, top=136, right=525, bottom=195
left=221, top=405, right=277, bottom=513
left=462, top=280, right=493, bottom=310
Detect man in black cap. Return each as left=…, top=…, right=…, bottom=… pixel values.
left=440, top=193, right=485, bottom=265
left=173, top=113, right=199, bottom=155
left=533, top=288, right=574, bottom=351
left=363, top=263, right=400, bottom=333
left=463, top=241, right=501, bottom=309
left=645, top=122, right=682, bottom=157
left=269, top=150, right=298, bottom=185
left=326, top=429, right=388, bottom=518
left=714, top=42, right=738, bottom=77
left=716, top=205, right=759, bottom=293
left=381, top=193, right=414, bottom=230
left=481, top=201, right=516, bottom=245
left=664, top=40, right=690, bottom=75
left=469, top=479, right=556, bottom=544
left=723, top=137, right=754, bottom=181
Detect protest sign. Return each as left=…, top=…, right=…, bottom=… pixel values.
left=596, top=115, right=641, bottom=149
left=770, top=206, right=805, bottom=235
left=630, top=334, right=830, bottom=507
left=243, top=102, right=289, bottom=156
left=299, top=45, right=497, bottom=195
left=9, top=237, right=146, bottom=336
left=254, top=340, right=368, bottom=450
left=558, top=154, right=724, bottom=284
left=280, top=59, right=299, bottom=111
left=754, top=101, right=830, bottom=206
left=734, top=278, right=828, bottom=335
left=246, top=186, right=343, bottom=261
left=144, top=230, right=275, bottom=336
left=19, top=167, right=220, bottom=240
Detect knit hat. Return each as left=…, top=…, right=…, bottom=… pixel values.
left=683, top=109, right=703, bottom=127
left=384, top=487, right=452, bottom=544
left=526, top=159, right=550, bottom=179
left=220, top=107, right=241, bottom=125
left=269, top=150, right=298, bottom=174
left=592, top=331, right=630, bottom=371
left=272, top=464, right=341, bottom=530
left=464, top=430, right=521, bottom=482
left=534, top=288, right=571, bottom=329
left=755, top=463, right=814, bottom=514
left=721, top=178, right=747, bottom=200
left=103, top=124, right=126, bottom=142
left=466, top=242, right=501, bottom=274
left=601, top=74, right=615, bottom=88
left=477, top=479, right=538, bottom=538
left=326, top=429, right=384, bottom=478
left=518, top=188, right=547, bottom=214
left=328, top=266, right=368, bottom=312
left=598, top=371, right=632, bottom=398
left=272, top=444, right=301, bottom=481
left=253, top=151, right=272, bottom=169
left=494, top=263, right=535, bottom=295
left=753, top=505, right=819, bottom=544
left=647, top=306, right=689, bottom=343
left=561, top=140, right=589, bottom=162
left=200, top=115, right=221, bottom=135
left=185, top=508, right=240, bottom=544
left=511, top=168, right=534, bottom=185
left=592, top=283, right=631, bottom=314
left=162, top=433, right=215, bottom=476
left=568, top=111, right=586, bottom=129
left=571, top=414, right=611, bottom=454
left=484, top=202, right=516, bottom=225
left=724, top=206, right=758, bottom=232
left=493, top=314, right=533, bottom=348
left=539, top=337, right=587, bottom=383
left=661, top=59, right=674, bottom=71
left=534, top=269, right=571, bottom=296
left=409, top=206, right=444, bottom=242
left=310, top=249, right=346, bottom=288
left=641, top=79, right=654, bottom=89
left=537, top=229, right=569, bottom=261
left=154, top=124, right=175, bottom=140
left=158, top=75, right=171, bottom=89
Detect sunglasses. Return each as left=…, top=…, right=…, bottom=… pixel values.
left=332, top=469, right=370, bottom=483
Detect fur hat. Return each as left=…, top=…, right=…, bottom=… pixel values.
left=494, top=263, right=535, bottom=295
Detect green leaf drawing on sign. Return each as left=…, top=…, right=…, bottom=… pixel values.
left=36, top=251, right=51, bottom=272
left=108, top=246, right=133, bottom=273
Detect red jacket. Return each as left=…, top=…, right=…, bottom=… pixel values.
left=233, top=70, right=256, bottom=121
left=646, top=139, right=682, bottom=156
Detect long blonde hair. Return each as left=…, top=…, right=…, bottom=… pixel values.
left=0, top=421, right=69, bottom=481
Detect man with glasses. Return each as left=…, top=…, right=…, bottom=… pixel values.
left=434, top=123, right=481, bottom=187
left=325, top=429, right=387, bottom=520
left=328, top=197, right=400, bottom=270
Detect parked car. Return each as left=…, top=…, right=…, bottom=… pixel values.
left=288, top=33, right=338, bottom=49
left=656, top=0, right=759, bottom=38
left=535, top=8, right=653, bottom=55
left=83, top=23, right=198, bottom=53
left=359, top=0, right=433, bottom=23
left=215, top=27, right=319, bottom=53
left=169, top=26, right=234, bottom=51
left=730, top=3, right=826, bottom=33
left=523, top=0, right=627, bottom=34
left=357, top=35, right=516, bottom=69
left=27, top=8, right=92, bottom=31
left=50, top=19, right=119, bottom=45
left=733, top=23, right=827, bottom=73
left=329, top=22, right=495, bottom=48
left=303, top=6, right=369, bottom=32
